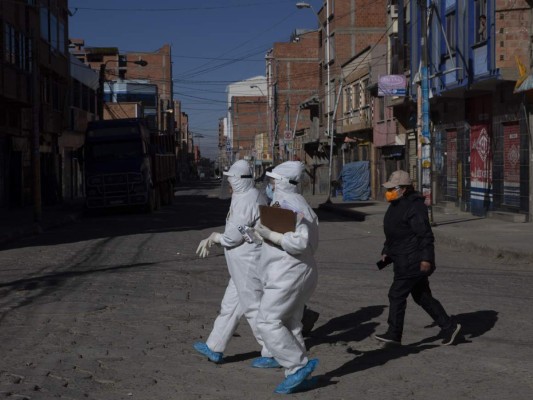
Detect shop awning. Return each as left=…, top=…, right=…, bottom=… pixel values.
left=514, top=73, right=533, bottom=94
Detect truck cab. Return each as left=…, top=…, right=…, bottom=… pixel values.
left=84, top=118, right=175, bottom=211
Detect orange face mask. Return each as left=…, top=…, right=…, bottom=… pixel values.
left=385, top=188, right=401, bottom=202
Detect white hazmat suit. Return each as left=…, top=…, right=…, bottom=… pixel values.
left=255, top=161, right=319, bottom=384
left=195, top=160, right=271, bottom=361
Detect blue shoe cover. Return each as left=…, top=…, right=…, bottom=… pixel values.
left=251, top=357, right=281, bottom=368
left=193, top=341, right=223, bottom=363
left=292, top=377, right=318, bottom=393
left=274, top=358, right=319, bottom=394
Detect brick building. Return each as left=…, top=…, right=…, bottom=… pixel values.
left=268, top=29, right=320, bottom=165
left=71, top=43, right=174, bottom=135
left=61, top=54, right=98, bottom=200
left=230, top=95, right=267, bottom=162
left=71, top=41, right=196, bottom=182
left=287, top=0, right=387, bottom=195
left=391, top=0, right=533, bottom=221
left=1, top=0, right=70, bottom=210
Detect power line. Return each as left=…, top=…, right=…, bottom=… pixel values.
left=71, top=1, right=289, bottom=12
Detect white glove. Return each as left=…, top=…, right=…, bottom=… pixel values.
left=255, top=222, right=283, bottom=246
left=196, top=238, right=212, bottom=258
left=208, top=232, right=222, bottom=244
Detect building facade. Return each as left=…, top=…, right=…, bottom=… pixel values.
left=1, top=0, right=70, bottom=210
left=392, top=0, right=533, bottom=220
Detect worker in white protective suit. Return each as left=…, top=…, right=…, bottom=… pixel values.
left=193, top=160, right=276, bottom=368
left=254, top=161, right=320, bottom=394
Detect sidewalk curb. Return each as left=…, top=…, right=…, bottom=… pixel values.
left=318, top=203, right=365, bottom=221
left=433, top=230, right=533, bottom=263
left=320, top=202, right=533, bottom=262
left=0, top=211, right=83, bottom=247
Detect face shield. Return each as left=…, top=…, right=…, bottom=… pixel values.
left=219, top=173, right=232, bottom=200
left=221, top=168, right=254, bottom=195
left=265, top=171, right=299, bottom=186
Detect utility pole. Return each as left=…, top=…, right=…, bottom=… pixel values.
left=31, top=18, right=41, bottom=223
left=98, top=63, right=106, bottom=120
left=419, top=0, right=433, bottom=220
left=98, top=59, right=147, bottom=120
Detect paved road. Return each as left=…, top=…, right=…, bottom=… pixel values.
left=1, top=180, right=532, bottom=399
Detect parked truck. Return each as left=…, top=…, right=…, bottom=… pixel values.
left=83, top=118, right=176, bottom=211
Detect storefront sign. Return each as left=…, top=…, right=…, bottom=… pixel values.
left=378, top=75, right=407, bottom=97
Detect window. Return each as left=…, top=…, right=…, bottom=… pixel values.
left=4, top=23, right=15, bottom=64
left=25, top=37, right=32, bottom=72
left=361, top=78, right=369, bottom=108
left=42, top=76, right=50, bottom=104
left=378, top=97, right=385, bottom=121
left=475, top=0, right=488, bottom=42
left=17, top=32, right=26, bottom=70
left=52, top=81, right=60, bottom=111
left=446, top=12, right=456, bottom=51
left=40, top=7, right=49, bottom=42
left=4, top=26, right=30, bottom=72
left=344, top=86, right=352, bottom=115
left=328, top=34, right=335, bottom=63
left=72, top=79, right=81, bottom=108
left=58, top=21, right=65, bottom=53
left=354, top=81, right=360, bottom=109
left=50, top=14, right=58, bottom=49
left=40, top=6, right=65, bottom=52
left=81, top=84, right=89, bottom=111
left=390, top=33, right=400, bottom=74
left=89, top=88, right=96, bottom=114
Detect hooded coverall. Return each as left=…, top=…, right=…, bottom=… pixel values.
left=256, top=161, right=319, bottom=376
left=204, top=160, right=271, bottom=357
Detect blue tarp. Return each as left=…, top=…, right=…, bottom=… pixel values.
left=339, top=161, right=370, bottom=201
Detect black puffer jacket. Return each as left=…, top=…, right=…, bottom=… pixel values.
left=382, top=191, right=435, bottom=279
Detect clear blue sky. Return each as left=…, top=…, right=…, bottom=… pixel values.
left=68, top=0, right=322, bottom=159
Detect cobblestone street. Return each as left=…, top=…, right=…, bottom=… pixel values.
left=1, top=181, right=532, bottom=399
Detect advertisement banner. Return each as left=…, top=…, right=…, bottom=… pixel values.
left=378, top=75, right=407, bottom=97
left=503, top=122, right=520, bottom=207
left=470, top=125, right=492, bottom=216
left=446, top=131, right=457, bottom=198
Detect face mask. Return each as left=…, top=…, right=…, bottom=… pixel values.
left=265, top=183, right=274, bottom=201
left=385, top=187, right=402, bottom=202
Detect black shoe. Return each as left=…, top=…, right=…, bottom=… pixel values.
left=301, top=308, right=320, bottom=337
left=374, top=331, right=401, bottom=345
left=440, top=323, right=461, bottom=346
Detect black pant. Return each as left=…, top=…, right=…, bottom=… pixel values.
left=387, top=275, right=452, bottom=340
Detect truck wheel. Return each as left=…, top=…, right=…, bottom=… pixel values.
left=154, top=186, right=161, bottom=210
left=145, top=188, right=155, bottom=213
left=160, top=183, right=169, bottom=205
left=167, top=182, right=174, bottom=205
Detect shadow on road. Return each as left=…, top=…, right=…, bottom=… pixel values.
left=1, top=181, right=230, bottom=251
left=310, top=309, right=498, bottom=390
left=418, top=309, right=499, bottom=345
left=314, top=207, right=365, bottom=222
left=305, top=306, right=386, bottom=350
left=0, top=261, right=162, bottom=325
left=222, top=350, right=261, bottom=364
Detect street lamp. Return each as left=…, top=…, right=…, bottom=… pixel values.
left=98, top=58, right=148, bottom=119
left=250, top=84, right=264, bottom=96
left=250, top=84, right=269, bottom=166
left=297, top=1, right=334, bottom=202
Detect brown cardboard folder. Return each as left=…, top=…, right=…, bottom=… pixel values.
left=259, top=205, right=296, bottom=233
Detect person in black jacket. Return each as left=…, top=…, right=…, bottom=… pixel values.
left=374, top=170, right=461, bottom=346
